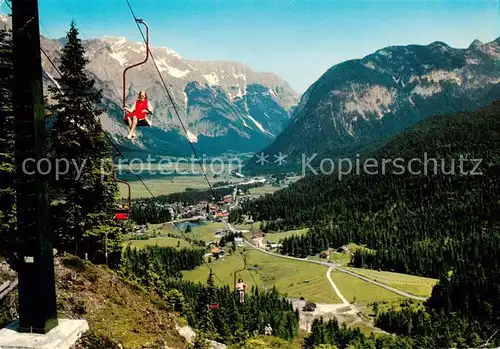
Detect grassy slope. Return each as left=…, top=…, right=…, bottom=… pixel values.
left=344, top=267, right=438, bottom=297
left=183, top=249, right=341, bottom=304
left=331, top=271, right=404, bottom=303
left=264, top=228, right=309, bottom=243
left=162, top=222, right=227, bottom=242
left=248, top=185, right=281, bottom=195
left=57, top=257, right=187, bottom=348
left=127, top=237, right=192, bottom=249
left=120, top=177, right=215, bottom=199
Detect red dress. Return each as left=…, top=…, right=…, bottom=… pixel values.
left=125, top=99, right=149, bottom=122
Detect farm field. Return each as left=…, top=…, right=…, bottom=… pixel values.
left=116, top=161, right=243, bottom=173
left=248, top=185, right=281, bottom=195
left=307, top=253, right=350, bottom=265
left=264, top=228, right=309, bottom=243
left=160, top=221, right=228, bottom=242
left=183, top=248, right=341, bottom=304
left=119, top=177, right=213, bottom=198
left=344, top=267, right=438, bottom=297
left=126, top=237, right=192, bottom=249
left=329, top=253, right=351, bottom=264
left=331, top=271, right=404, bottom=304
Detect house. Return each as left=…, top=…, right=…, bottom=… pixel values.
left=320, top=251, right=330, bottom=258
left=211, top=247, right=224, bottom=258
left=266, top=240, right=281, bottom=248
left=302, top=301, right=317, bottom=312
left=234, top=237, right=244, bottom=246
left=337, top=246, right=349, bottom=253
left=252, top=231, right=263, bottom=240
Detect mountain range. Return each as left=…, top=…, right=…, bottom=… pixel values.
left=2, top=15, right=499, bottom=164
left=246, top=37, right=500, bottom=172
left=0, top=14, right=299, bottom=157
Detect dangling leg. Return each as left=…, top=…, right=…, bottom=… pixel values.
left=129, top=116, right=138, bottom=139
left=126, top=117, right=133, bottom=139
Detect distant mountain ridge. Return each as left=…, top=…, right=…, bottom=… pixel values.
left=246, top=37, right=500, bottom=171
left=0, top=15, right=300, bottom=156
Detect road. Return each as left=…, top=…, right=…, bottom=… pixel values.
left=326, top=268, right=349, bottom=305
left=229, top=222, right=428, bottom=302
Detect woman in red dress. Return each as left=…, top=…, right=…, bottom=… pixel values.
left=123, top=90, right=153, bottom=139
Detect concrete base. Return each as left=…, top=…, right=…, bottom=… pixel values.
left=0, top=319, right=88, bottom=349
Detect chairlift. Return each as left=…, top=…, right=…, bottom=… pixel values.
left=122, top=19, right=154, bottom=134
left=113, top=153, right=132, bottom=221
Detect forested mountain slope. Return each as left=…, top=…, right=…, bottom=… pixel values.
left=241, top=101, right=500, bottom=347
left=246, top=37, right=500, bottom=172
left=243, top=101, right=500, bottom=276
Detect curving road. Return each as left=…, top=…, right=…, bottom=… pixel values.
left=234, top=229, right=428, bottom=302
left=326, top=267, right=349, bottom=305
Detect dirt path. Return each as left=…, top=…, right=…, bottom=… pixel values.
left=326, top=267, right=349, bottom=305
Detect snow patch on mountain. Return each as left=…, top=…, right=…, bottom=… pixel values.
left=363, top=62, right=376, bottom=70
left=103, top=36, right=127, bottom=45
left=203, top=73, right=220, bottom=85
left=246, top=114, right=274, bottom=137
left=233, top=73, right=247, bottom=80
left=157, top=59, right=190, bottom=78
left=239, top=115, right=251, bottom=128
left=157, top=47, right=182, bottom=59
left=109, top=51, right=128, bottom=66
left=268, top=88, right=277, bottom=98
left=229, top=86, right=245, bottom=100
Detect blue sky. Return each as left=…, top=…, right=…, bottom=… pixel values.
left=1, top=0, right=499, bottom=93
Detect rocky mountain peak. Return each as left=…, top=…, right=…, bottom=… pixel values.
left=34, top=32, right=300, bottom=156
left=469, top=39, right=484, bottom=49
left=248, top=37, right=500, bottom=170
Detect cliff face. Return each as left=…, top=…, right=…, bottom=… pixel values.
left=247, top=38, right=500, bottom=170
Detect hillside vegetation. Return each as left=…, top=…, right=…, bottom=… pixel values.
left=241, top=101, right=500, bottom=347
left=245, top=101, right=500, bottom=277
left=0, top=256, right=188, bottom=349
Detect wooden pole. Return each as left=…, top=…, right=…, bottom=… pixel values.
left=12, top=0, right=58, bottom=334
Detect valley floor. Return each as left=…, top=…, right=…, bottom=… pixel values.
left=127, top=221, right=438, bottom=335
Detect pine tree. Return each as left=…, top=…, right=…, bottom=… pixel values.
left=194, top=271, right=218, bottom=339
left=0, top=28, right=16, bottom=263
left=47, top=22, right=117, bottom=257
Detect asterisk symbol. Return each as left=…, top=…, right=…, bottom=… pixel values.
left=255, top=152, right=269, bottom=166
left=274, top=152, right=287, bottom=166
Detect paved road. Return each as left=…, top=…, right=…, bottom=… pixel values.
left=234, top=229, right=428, bottom=302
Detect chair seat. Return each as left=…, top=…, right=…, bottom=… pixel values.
left=123, top=117, right=152, bottom=127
